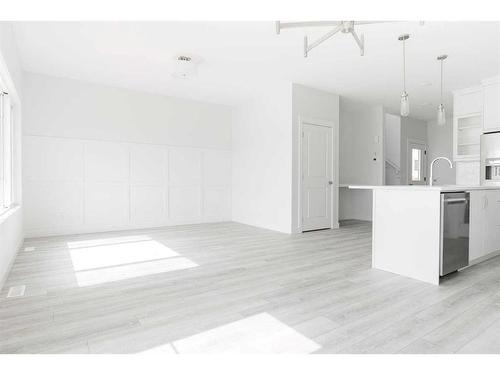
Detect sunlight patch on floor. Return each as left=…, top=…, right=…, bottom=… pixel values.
left=75, top=257, right=198, bottom=287
left=66, top=235, right=152, bottom=249
left=69, top=240, right=179, bottom=271
left=162, top=313, right=322, bottom=354
left=138, top=342, right=177, bottom=354
left=68, top=237, right=198, bottom=287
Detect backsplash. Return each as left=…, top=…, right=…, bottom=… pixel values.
left=455, top=161, right=480, bottom=186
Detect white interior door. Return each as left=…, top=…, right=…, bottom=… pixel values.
left=408, top=140, right=428, bottom=185
left=301, top=123, right=333, bottom=231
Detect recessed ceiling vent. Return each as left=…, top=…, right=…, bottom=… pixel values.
left=172, top=55, right=197, bottom=79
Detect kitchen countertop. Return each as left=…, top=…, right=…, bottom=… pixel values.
left=348, top=185, right=500, bottom=192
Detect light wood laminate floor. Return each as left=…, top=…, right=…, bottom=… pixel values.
left=1, top=221, right=500, bottom=354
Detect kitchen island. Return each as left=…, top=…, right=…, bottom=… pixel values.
left=349, top=185, right=500, bottom=285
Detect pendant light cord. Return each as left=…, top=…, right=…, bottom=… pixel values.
left=403, top=39, right=406, bottom=92
left=440, top=59, right=443, bottom=105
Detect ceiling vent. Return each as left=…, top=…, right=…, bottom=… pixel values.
left=172, top=55, right=197, bottom=79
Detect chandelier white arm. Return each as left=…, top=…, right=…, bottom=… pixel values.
left=304, top=24, right=343, bottom=57
left=276, top=20, right=368, bottom=57
left=350, top=30, right=365, bottom=56
left=276, top=21, right=412, bottom=58
left=275, top=21, right=343, bottom=34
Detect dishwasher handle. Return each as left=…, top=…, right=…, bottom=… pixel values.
left=444, top=198, right=468, bottom=204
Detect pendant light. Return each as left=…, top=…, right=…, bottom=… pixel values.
left=398, top=34, right=410, bottom=117
left=437, top=54, right=448, bottom=126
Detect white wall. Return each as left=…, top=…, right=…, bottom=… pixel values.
left=23, top=73, right=231, bottom=149
left=23, top=73, right=233, bottom=237
left=456, top=161, right=480, bottom=186
left=427, top=117, right=456, bottom=185
left=291, top=83, right=339, bottom=232
left=231, top=83, right=339, bottom=234
left=231, top=82, right=293, bottom=233
left=384, top=113, right=401, bottom=167
left=401, top=117, right=427, bottom=184
left=0, top=24, right=23, bottom=100
left=339, top=189, right=373, bottom=222
left=384, top=113, right=402, bottom=185
left=339, top=99, right=384, bottom=221
left=0, top=22, right=24, bottom=290
left=340, top=99, right=384, bottom=186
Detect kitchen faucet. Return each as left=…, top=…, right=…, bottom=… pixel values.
left=429, top=157, right=453, bottom=186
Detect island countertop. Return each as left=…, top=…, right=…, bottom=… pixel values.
left=348, top=185, right=500, bottom=192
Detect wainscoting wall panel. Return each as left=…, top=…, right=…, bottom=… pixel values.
left=23, top=135, right=231, bottom=237
left=84, top=182, right=130, bottom=227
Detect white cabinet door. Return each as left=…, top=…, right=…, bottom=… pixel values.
left=453, top=88, right=482, bottom=162
left=469, top=191, right=485, bottom=261
left=483, top=81, right=500, bottom=131
left=454, top=88, right=482, bottom=117
left=484, top=190, right=500, bottom=255
left=453, top=114, right=482, bottom=161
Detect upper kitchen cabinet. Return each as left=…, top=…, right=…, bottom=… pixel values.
left=454, top=86, right=483, bottom=116
left=482, top=76, right=500, bottom=132
left=453, top=87, right=482, bottom=161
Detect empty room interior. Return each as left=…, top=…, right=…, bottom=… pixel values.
left=2, top=19, right=500, bottom=356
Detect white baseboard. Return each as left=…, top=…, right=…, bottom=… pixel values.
left=469, top=249, right=500, bottom=266
left=0, top=233, right=24, bottom=292
left=24, top=216, right=232, bottom=239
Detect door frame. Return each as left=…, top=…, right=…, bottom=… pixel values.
left=297, top=116, right=338, bottom=233
left=407, top=138, right=428, bottom=185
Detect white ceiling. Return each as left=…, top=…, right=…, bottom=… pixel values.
left=11, top=21, right=500, bottom=120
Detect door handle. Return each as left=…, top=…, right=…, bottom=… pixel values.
left=328, top=181, right=333, bottom=185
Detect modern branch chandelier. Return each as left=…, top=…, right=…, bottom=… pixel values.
left=276, top=20, right=384, bottom=57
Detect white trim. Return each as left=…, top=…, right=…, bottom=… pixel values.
left=1, top=93, right=14, bottom=209
left=452, top=85, right=482, bottom=97
left=380, top=108, right=386, bottom=186
left=0, top=205, right=23, bottom=290
left=21, top=132, right=231, bottom=152
left=371, top=189, right=377, bottom=268
left=297, top=116, right=338, bottom=233
left=468, top=249, right=500, bottom=266
left=0, top=35, right=24, bottom=292
left=23, top=134, right=232, bottom=237
left=453, top=112, right=482, bottom=162
left=24, top=217, right=233, bottom=239
left=0, top=53, right=21, bottom=108
left=0, top=203, right=20, bottom=226
left=481, top=76, right=500, bottom=86
left=165, top=147, right=170, bottom=220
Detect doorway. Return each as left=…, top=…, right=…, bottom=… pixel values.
left=300, top=121, right=334, bottom=231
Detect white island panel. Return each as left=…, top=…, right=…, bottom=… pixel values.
left=372, top=189, right=441, bottom=285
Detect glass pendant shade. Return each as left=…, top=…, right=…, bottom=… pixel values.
left=400, top=92, right=410, bottom=117
left=437, top=104, right=446, bottom=126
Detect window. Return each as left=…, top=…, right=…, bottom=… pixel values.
left=411, top=148, right=421, bottom=182
left=408, top=140, right=427, bottom=185
left=0, top=91, right=13, bottom=214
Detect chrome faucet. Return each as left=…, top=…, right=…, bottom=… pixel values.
left=429, top=157, right=453, bottom=186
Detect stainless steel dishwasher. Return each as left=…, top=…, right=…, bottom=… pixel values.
left=440, top=192, right=470, bottom=276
